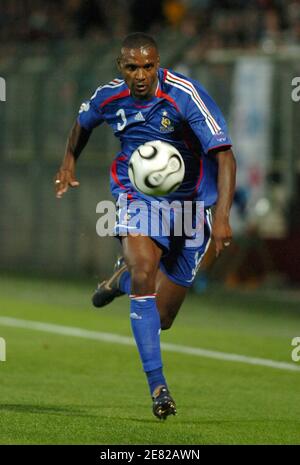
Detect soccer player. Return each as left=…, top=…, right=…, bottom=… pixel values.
left=54, top=33, right=236, bottom=420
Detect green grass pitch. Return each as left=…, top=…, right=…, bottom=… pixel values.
left=0, top=275, right=299, bottom=445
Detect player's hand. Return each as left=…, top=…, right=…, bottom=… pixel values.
left=211, top=215, right=232, bottom=257
left=54, top=168, right=80, bottom=198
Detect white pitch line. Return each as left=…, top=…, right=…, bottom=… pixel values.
left=0, top=316, right=299, bottom=373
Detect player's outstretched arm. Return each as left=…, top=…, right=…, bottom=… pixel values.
left=212, top=148, right=236, bottom=256
left=55, top=121, right=91, bottom=198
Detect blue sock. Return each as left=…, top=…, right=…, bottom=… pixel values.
left=130, top=294, right=166, bottom=395
left=146, top=367, right=167, bottom=396
left=119, top=270, right=131, bottom=295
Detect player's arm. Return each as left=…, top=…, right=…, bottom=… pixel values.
left=55, top=86, right=105, bottom=198
left=55, top=121, right=91, bottom=198
left=212, top=148, right=236, bottom=256
left=181, top=78, right=236, bottom=255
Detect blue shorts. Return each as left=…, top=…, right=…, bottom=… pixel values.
left=114, top=193, right=213, bottom=287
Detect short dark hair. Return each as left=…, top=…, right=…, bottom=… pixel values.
left=121, top=32, right=158, bottom=51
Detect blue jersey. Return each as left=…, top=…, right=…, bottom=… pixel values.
left=78, top=68, right=232, bottom=206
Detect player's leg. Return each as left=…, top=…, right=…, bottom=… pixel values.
left=155, top=269, right=188, bottom=330
left=92, top=260, right=188, bottom=328
left=155, top=206, right=213, bottom=328
left=93, top=218, right=212, bottom=331
left=122, top=234, right=161, bottom=294
left=122, top=234, right=176, bottom=419
left=92, top=257, right=187, bottom=328
left=119, top=206, right=213, bottom=333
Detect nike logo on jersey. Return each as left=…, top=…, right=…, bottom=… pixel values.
left=134, top=112, right=145, bottom=122
left=79, top=101, right=90, bottom=113
left=215, top=132, right=227, bottom=143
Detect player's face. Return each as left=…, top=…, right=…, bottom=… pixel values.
left=118, top=46, right=160, bottom=100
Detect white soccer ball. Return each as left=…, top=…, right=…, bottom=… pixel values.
left=128, top=140, right=185, bottom=196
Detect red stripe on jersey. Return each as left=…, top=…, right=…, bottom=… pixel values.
left=181, top=123, right=203, bottom=198
left=208, top=144, right=232, bottom=153
left=183, top=157, right=203, bottom=201
left=194, top=157, right=203, bottom=194
left=156, top=88, right=180, bottom=113
left=163, top=68, right=168, bottom=82
left=110, top=155, right=133, bottom=200
left=100, top=89, right=130, bottom=108
left=133, top=103, right=152, bottom=108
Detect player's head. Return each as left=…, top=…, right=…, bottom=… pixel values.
left=117, top=32, right=160, bottom=100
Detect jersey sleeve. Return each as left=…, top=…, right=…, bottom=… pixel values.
left=183, top=82, right=232, bottom=155
left=77, top=87, right=105, bottom=131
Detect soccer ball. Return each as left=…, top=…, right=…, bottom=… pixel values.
left=128, top=140, right=185, bottom=196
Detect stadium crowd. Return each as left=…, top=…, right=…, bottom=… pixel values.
left=1, top=0, right=299, bottom=55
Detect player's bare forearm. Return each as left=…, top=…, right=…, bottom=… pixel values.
left=62, top=121, right=91, bottom=167
left=212, top=149, right=236, bottom=255
left=55, top=121, right=91, bottom=198
left=215, top=149, right=236, bottom=219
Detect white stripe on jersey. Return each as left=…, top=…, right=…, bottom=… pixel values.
left=90, top=80, right=124, bottom=100
left=166, top=72, right=220, bottom=135
left=166, top=71, right=220, bottom=132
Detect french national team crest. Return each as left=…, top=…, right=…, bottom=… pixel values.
left=160, top=111, right=174, bottom=133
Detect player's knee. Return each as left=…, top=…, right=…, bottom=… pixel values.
left=130, top=265, right=156, bottom=295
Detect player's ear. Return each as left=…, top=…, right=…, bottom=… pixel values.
left=157, top=55, right=160, bottom=68
left=116, top=56, right=122, bottom=72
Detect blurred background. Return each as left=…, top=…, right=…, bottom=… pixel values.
left=0, top=0, right=299, bottom=291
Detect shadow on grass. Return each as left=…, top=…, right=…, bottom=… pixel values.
left=118, top=415, right=300, bottom=427
left=0, top=403, right=96, bottom=417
